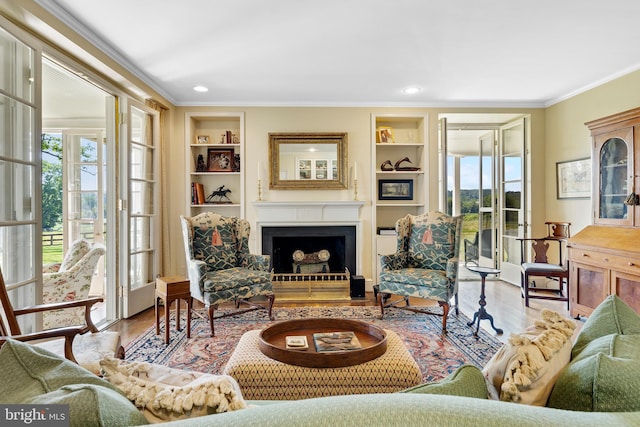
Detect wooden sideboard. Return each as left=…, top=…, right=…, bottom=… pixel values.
left=567, top=225, right=640, bottom=317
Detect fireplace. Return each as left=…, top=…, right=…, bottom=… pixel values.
left=262, top=226, right=356, bottom=274
left=253, top=201, right=364, bottom=302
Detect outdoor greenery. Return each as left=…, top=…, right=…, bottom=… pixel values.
left=42, top=238, right=63, bottom=264
left=41, top=134, right=64, bottom=231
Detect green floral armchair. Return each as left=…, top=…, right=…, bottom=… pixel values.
left=180, top=212, right=275, bottom=336
left=378, top=212, right=462, bottom=333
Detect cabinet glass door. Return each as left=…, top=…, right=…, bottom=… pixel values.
left=598, top=137, right=630, bottom=222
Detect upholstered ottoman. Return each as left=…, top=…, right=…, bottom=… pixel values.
left=222, top=329, right=422, bottom=400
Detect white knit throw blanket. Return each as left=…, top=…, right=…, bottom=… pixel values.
left=500, top=309, right=576, bottom=401
left=100, top=356, right=246, bottom=422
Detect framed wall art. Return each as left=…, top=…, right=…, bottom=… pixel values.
left=196, top=134, right=210, bottom=144
left=556, top=158, right=591, bottom=199
left=207, top=148, right=234, bottom=172
left=378, top=179, right=413, bottom=200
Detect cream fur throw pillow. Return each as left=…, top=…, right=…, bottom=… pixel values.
left=100, top=357, right=246, bottom=423
left=482, top=309, right=576, bottom=406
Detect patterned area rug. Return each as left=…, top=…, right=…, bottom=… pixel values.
left=125, top=306, right=503, bottom=383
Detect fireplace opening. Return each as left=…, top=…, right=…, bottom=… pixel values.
left=262, top=226, right=356, bottom=275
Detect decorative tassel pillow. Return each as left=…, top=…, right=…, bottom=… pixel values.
left=481, top=309, right=576, bottom=406
left=100, top=357, right=247, bottom=423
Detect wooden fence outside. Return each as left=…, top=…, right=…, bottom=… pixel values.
left=42, top=232, right=94, bottom=246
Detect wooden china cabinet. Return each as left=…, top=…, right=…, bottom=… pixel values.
left=568, top=107, right=640, bottom=317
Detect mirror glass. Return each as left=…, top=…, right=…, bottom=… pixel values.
left=269, top=133, right=348, bottom=190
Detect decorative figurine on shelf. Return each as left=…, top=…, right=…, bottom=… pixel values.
left=394, top=156, right=421, bottom=171
left=206, top=185, right=232, bottom=203
left=380, top=160, right=394, bottom=171
left=196, top=154, right=207, bottom=172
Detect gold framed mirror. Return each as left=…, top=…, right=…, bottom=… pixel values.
left=269, top=132, right=348, bottom=190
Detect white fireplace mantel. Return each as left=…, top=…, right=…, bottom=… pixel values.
left=252, top=200, right=364, bottom=223
left=252, top=201, right=365, bottom=275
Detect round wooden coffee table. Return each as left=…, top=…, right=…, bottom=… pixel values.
left=258, top=318, right=387, bottom=368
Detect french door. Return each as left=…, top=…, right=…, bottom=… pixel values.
left=440, top=115, right=528, bottom=283
left=477, top=131, right=497, bottom=268
left=498, top=117, right=527, bottom=284
left=120, top=101, right=160, bottom=318
left=0, top=19, right=40, bottom=332
left=62, top=130, right=106, bottom=296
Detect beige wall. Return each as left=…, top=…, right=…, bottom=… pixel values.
left=166, top=107, right=544, bottom=282
left=545, top=70, right=640, bottom=235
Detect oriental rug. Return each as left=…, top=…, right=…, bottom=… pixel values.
left=124, top=306, right=503, bottom=383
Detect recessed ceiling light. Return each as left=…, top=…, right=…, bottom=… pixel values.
left=193, top=85, right=209, bottom=92
left=403, top=86, right=422, bottom=94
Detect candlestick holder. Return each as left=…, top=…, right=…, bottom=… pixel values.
left=257, top=179, right=263, bottom=201
left=353, top=179, right=359, bottom=200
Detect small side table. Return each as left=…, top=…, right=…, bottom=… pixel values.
left=465, top=265, right=503, bottom=337
left=155, top=276, right=192, bottom=344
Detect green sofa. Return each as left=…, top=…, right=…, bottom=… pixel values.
left=2, top=295, right=640, bottom=426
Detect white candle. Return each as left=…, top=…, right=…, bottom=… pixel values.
left=353, top=162, right=357, bottom=180
left=258, top=161, right=262, bottom=180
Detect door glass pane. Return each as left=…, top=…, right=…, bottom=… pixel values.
left=503, top=182, right=522, bottom=209
left=502, top=236, right=521, bottom=264
left=479, top=211, right=493, bottom=259
left=0, top=94, right=34, bottom=162
left=0, top=162, right=34, bottom=221
left=502, top=122, right=524, bottom=154
left=130, top=217, right=151, bottom=252
left=130, top=251, right=153, bottom=289
left=0, top=28, right=34, bottom=103
left=0, top=224, right=34, bottom=283
left=130, top=144, right=154, bottom=180
left=130, top=181, right=154, bottom=214
left=480, top=147, right=492, bottom=208
left=502, top=155, right=521, bottom=182
left=503, top=210, right=520, bottom=237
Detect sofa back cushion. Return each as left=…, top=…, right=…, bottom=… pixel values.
left=0, top=339, right=147, bottom=426
left=547, top=295, right=640, bottom=412
left=571, top=294, right=640, bottom=358
left=547, top=334, right=640, bottom=411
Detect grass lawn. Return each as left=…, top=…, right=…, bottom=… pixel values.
left=42, top=242, right=63, bottom=265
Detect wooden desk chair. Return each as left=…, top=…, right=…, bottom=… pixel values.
left=518, top=222, right=571, bottom=309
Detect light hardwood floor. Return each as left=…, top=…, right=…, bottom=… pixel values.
left=108, top=279, right=580, bottom=346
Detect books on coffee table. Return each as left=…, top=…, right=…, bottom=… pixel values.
left=285, top=335, right=309, bottom=349
left=313, top=331, right=362, bottom=352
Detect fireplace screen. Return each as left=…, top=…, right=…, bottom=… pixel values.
left=262, top=226, right=356, bottom=301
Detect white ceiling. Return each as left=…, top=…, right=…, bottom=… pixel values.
left=39, top=0, right=640, bottom=107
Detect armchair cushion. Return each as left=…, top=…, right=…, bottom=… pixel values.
left=192, top=220, right=238, bottom=271
left=380, top=268, right=450, bottom=290
left=407, top=220, right=457, bottom=271
left=204, top=267, right=272, bottom=293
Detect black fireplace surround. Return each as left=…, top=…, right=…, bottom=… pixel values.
left=261, top=226, right=356, bottom=275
